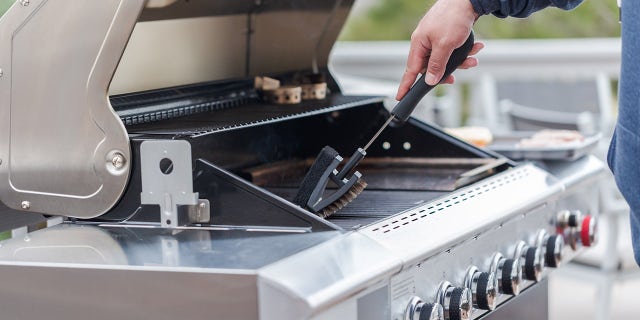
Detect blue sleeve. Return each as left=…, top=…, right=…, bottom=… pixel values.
left=469, top=0, right=584, bottom=18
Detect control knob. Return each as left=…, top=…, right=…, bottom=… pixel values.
left=563, top=227, right=580, bottom=251
left=514, top=241, right=544, bottom=282
left=580, top=215, right=597, bottom=247
left=544, top=234, right=564, bottom=268
left=405, top=296, right=444, bottom=320
left=436, top=281, right=472, bottom=320
left=464, top=266, right=498, bottom=311
left=523, top=246, right=544, bottom=281
left=556, top=210, right=583, bottom=229
left=491, top=253, right=522, bottom=296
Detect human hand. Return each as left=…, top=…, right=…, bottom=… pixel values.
left=396, top=0, right=482, bottom=100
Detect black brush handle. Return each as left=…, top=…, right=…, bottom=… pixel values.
left=391, top=30, right=475, bottom=125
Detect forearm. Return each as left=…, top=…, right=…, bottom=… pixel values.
left=469, top=0, right=584, bottom=18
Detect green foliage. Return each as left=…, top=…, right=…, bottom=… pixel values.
left=340, top=0, right=620, bottom=40
left=0, top=0, right=15, bottom=18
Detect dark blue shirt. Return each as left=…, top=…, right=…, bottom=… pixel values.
left=470, top=0, right=640, bottom=266
left=469, top=0, right=582, bottom=17
left=607, top=0, right=640, bottom=266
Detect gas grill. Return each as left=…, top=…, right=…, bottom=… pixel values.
left=0, top=1, right=603, bottom=320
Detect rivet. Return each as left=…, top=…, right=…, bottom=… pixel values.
left=111, top=153, right=125, bottom=169
left=20, top=201, right=30, bottom=210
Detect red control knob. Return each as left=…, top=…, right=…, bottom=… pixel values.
left=580, top=215, right=597, bottom=247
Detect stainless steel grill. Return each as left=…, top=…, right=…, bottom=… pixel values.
left=0, top=1, right=604, bottom=319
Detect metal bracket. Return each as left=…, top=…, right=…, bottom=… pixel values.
left=140, top=140, right=201, bottom=228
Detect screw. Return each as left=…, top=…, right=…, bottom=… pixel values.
left=20, top=201, right=30, bottom=210
left=111, top=153, right=125, bottom=169
left=20, top=0, right=29, bottom=6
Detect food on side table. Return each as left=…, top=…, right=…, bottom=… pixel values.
left=444, top=126, right=494, bottom=147
left=517, top=129, right=584, bottom=148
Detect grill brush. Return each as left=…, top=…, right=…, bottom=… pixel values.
left=294, top=31, right=475, bottom=218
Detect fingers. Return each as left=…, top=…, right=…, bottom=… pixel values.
left=396, top=41, right=430, bottom=100
left=458, top=57, right=479, bottom=70
left=441, top=75, right=455, bottom=84
left=469, top=42, right=484, bottom=55
left=457, top=42, right=483, bottom=69
left=396, top=0, right=483, bottom=100
left=397, top=41, right=483, bottom=98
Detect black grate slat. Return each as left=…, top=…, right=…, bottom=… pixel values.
left=269, top=188, right=446, bottom=230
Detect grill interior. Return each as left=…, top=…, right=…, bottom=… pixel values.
left=103, top=77, right=510, bottom=230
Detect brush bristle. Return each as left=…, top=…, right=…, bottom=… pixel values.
left=318, top=179, right=367, bottom=218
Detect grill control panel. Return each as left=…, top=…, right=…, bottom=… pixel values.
left=396, top=202, right=596, bottom=320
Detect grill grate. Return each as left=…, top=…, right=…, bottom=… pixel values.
left=270, top=188, right=446, bottom=230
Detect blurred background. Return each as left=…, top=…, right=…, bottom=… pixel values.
left=341, top=0, right=619, bottom=40
left=330, top=1, right=635, bottom=319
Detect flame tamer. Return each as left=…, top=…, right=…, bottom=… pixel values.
left=293, top=31, right=476, bottom=217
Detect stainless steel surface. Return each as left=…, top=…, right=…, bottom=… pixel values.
left=385, top=152, right=604, bottom=320
left=488, top=132, right=601, bottom=161
left=540, top=155, right=605, bottom=190
left=188, top=199, right=211, bottom=224
left=0, top=0, right=609, bottom=319
left=0, top=224, right=342, bottom=269
left=111, top=15, right=247, bottom=94
left=139, top=140, right=199, bottom=227
left=111, top=1, right=353, bottom=95
left=0, top=263, right=260, bottom=320
left=482, top=278, right=549, bottom=320
left=0, top=0, right=142, bottom=217
left=258, top=231, right=402, bottom=320
left=360, top=164, right=563, bottom=264
left=251, top=5, right=350, bottom=76
left=0, top=153, right=605, bottom=320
